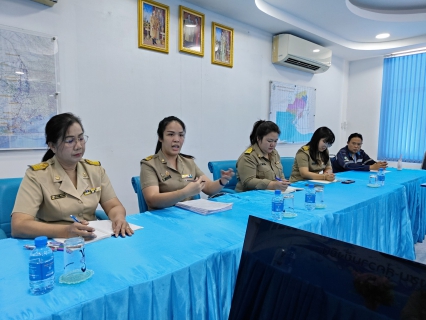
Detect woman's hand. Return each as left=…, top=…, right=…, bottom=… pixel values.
left=268, top=180, right=290, bottom=191
left=183, top=176, right=206, bottom=197
left=324, top=172, right=335, bottom=181
left=111, top=217, right=134, bottom=238
left=66, top=220, right=96, bottom=239
left=219, top=168, right=235, bottom=186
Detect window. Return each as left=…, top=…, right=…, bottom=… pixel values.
left=378, top=53, right=426, bottom=162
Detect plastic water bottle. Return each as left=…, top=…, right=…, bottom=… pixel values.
left=305, top=183, right=316, bottom=211
left=272, top=190, right=284, bottom=220
left=378, top=168, right=385, bottom=186
left=397, top=155, right=403, bottom=171
left=29, top=236, right=54, bottom=295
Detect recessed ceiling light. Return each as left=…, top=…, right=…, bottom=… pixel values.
left=376, top=33, right=390, bottom=39
left=15, top=71, right=24, bottom=75
left=313, top=49, right=320, bottom=53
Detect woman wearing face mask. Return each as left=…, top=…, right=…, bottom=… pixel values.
left=11, top=113, right=133, bottom=239
left=289, top=126, right=336, bottom=182
left=140, top=116, right=234, bottom=210
left=235, top=120, right=290, bottom=192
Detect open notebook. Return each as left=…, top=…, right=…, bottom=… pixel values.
left=176, top=199, right=233, bottom=215
left=54, top=220, right=143, bottom=244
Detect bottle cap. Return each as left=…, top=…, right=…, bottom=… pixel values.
left=274, top=190, right=281, bottom=195
left=379, top=168, right=383, bottom=172
left=34, top=236, right=48, bottom=248
left=308, top=183, right=314, bottom=188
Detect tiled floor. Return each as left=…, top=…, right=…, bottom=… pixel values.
left=415, top=240, right=426, bottom=264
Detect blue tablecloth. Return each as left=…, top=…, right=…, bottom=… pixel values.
left=0, top=181, right=415, bottom=319
left=336, top=168, right=426, bottom=243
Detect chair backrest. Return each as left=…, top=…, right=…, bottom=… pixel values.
left=131, top=176, right=148, bottom=213
left=0, top=177, right=23, bottom=238
left=131, top=175, right=201, bottom=212
left=208, top=160, right=238, bottom=190
left=280, top=157, right=294, bottom=180
left=422, top=152, right=426, bottom=170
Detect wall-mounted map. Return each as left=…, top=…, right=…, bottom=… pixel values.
left=0, top=26, right=59, bottom=150
left=269, top=81, right=316, bottom=144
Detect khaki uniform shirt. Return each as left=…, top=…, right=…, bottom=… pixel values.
left=140, top=150, right=205, bottom=210
left=290, top=146, right=331, bottom=182
left=235, top=144, right=284, bottom=192
left=12, top=156, right=117, bottom=224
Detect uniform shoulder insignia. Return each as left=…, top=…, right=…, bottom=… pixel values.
left=302, top=146, right=310, bottom=151
left=244, top=147, right=253, bottom=154
left=28, top=162, right=49, bottom=171
left=143, top=155, right=155, bottom=161
left=84, top=159, right=101, bottom=166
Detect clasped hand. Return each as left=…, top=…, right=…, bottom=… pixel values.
left=220, top=168, right=235, bottom=185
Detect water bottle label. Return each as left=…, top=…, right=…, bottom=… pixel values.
left=378, top=175, right=385, bottom=181
left=272, top=202, right=284, bottom=212
left=29, top=258, right=54, bottom=281
left=305, top=194, right=315, bottom=204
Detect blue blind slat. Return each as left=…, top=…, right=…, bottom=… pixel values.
left=378, top=52, right=426, bottom=162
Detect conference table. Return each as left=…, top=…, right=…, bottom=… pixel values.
left=0, top=170, right=418, bottom=319
left=335, top=168, right=426, bottom=243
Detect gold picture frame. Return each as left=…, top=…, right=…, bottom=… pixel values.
left=211, top=22, right=233, bottom=68
left=179, top=6, right=204, bottom=56
left=138, top=0, right=169, bottom=53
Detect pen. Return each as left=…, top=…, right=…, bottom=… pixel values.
left=70, top=215, right=82, bottom=224
left=275, top=176, right=282, bottom=181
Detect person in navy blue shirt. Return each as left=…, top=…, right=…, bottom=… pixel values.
left=332, top=133, right=388, bottom=172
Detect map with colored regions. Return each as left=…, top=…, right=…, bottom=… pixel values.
left=269, top=81, right=316, bottom=144
left=0, top=26, right=59, bottom=150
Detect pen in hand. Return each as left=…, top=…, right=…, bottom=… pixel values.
left=70, top=215, right=82, bottom=224
left=275, top=176, right=282, bottom=181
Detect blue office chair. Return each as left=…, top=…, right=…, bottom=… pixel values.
left=95, top=210, right=109, bottom=220
left=208, top=160, right=238, bottom=193
left=0, top=177, right=23, bottom=238
left=131, top=175, right=202, bottom=212
left=131, top=176, right=148, bottom=213
left=280, top=157, right=294, bottom=180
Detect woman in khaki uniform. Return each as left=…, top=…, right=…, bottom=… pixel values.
left=141, top=116, right=234, bottom=210
left=289, top=126, right=336, bottom=182
left=235, top=120, right=290, bottom=192
left=11, top=113, right=133, bottom=239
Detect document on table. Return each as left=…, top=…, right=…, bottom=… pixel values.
left=308, top=179, right=338, bottom=184
left=54, top=220, right=143, bottom=244
left=266, top=186, right=303, bottom=193
left=175, top=199, right=233, bottom=215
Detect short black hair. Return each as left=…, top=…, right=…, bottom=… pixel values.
left=347, top=133, right=363, bottom=143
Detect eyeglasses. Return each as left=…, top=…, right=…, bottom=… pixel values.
left=63, top=135, right=89, bottom=146
left=325, top=142, right=333, bottom=148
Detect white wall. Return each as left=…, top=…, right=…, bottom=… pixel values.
left=0, top=0, right=348, bottom=214
left=347, top=57, right=420, bottom=169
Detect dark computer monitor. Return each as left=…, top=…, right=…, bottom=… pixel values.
left=229, top=215, right=426, bottom=320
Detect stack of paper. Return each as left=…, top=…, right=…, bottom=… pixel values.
left=176, top=199, right=233, bottom=215
left=54, top=220, right=143, bottom=244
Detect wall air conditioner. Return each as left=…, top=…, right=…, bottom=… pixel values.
left=31, top=0, right=57, bottom=6
left=272, top=34, right=332, bottom=74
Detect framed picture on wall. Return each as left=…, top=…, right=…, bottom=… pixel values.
left=179, top=6, right=204, bottom=56
left=211, top=22, right=233, bottom=68
left=138, top=0, right=169, bottom=53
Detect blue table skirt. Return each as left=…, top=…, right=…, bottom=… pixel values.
left=0, top=182, right=415, bottom=319
left=336, top=168, right=426, bottom=243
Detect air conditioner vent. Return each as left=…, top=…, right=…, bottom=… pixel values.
left=272, top=34, right=332, bottom=74
left=285, top=58, right=320, bottom=71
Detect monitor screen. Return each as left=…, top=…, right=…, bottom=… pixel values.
left=229, top=215, right=426, bottom=320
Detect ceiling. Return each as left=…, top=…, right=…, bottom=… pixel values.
left=185, top=0, right=426, bottom=61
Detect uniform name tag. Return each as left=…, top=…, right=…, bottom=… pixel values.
left=51, top=193, right=66, bottom=200
left=83, top=187, right=101, bottom=196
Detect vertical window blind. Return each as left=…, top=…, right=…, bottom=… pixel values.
left=378, top=53, right=426, bottom=162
